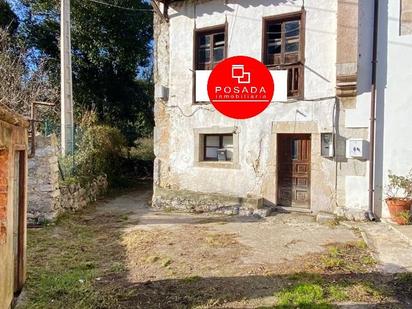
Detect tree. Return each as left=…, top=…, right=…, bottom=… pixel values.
left=0, top=28, right=57, bottom=116
left=0, top=0, right=18, bottom=34
left=19, top=0, right=153, bottom=143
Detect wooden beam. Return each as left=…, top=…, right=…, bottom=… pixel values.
left=151, top=0, right=167, bottom=22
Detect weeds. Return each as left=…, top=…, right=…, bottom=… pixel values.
left=276, top=283, right=331, bottom=307
left=20, top=210, right=124, bottom=308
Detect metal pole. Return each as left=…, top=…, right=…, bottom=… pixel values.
left=368, top=0, right=379, bottom=221
left=61, top=0, right=74, bottom=155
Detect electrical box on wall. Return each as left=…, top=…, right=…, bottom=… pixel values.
left=155, top=84, right=169, bottom=100
left=346, top=139, right=368, bottom=160
left=321, top=133, right=334, bottom=158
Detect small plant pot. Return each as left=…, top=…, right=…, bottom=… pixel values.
left=385, top=198, right=412, bottom=225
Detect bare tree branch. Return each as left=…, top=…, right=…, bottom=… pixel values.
left=0, top=28, right=58, bottom=118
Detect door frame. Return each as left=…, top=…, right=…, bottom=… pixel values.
left=14, top=150, right=25, bottom=294
left=276, top=133, right=311, bottom=208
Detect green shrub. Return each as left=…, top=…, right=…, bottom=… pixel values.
left=60, top=112, right=127, bottom=184
left=129, top=137, right=154, bottom=161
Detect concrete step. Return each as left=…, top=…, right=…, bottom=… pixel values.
left=272, top=205, right=313, bottom=214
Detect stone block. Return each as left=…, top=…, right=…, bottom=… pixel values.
left=316, top=212, right=337, bottom=224
left=239, top=208, right=254, bottom=216
left=253, top=207, right=272, bottom=218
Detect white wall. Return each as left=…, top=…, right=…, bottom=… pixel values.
left=165, top=0, right=338, bottom=201
left=378, top=0, right=412, bottom=217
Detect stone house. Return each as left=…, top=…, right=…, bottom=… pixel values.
left=152, top=0, right=412, bottom=220
left=0, top=106, right=29, bottom=308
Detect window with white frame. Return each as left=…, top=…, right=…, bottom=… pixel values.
left=203, top=134, right=233, bottom=161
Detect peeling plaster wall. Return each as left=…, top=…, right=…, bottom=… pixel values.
left=154, top=0, right=370, bottom=216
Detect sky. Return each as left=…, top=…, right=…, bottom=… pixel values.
left=7, top=0, right=27, bottom=21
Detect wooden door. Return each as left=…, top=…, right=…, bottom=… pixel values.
left=277, top=134, right=311, bottom=208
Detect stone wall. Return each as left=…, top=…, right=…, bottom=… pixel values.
left=28, top=135, right=108, bottom=224
left=28, top=135, right=61, bottom=223
left=60, top=176, right=108, bottom=212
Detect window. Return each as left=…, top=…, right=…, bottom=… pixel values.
left=196, top=27, right=226, bottom=70
left=263, top=13, right=304, bottom=98
left=203, top=134, right=233, bottom=161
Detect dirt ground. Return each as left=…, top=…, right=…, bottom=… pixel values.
left=18, top=183, right=412, bottom=308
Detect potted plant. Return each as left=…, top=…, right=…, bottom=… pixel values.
left=396, top=211, right=412, bottom=225
left=385, top=170, right=412, bottom=225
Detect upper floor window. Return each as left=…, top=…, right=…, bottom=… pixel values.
left=263, top=13, right=304, bottom=98
left=195, top=26, right=226, bottom=70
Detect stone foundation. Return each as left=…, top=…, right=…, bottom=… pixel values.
left=152, top=186, right=271, bottom=217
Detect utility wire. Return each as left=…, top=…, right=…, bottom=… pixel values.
left=88, top=0, right=153, bottom=12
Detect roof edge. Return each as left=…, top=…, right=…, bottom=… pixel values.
left=0, top=105, right=30, bottom=128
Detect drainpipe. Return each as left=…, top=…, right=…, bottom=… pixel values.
left=368, top=0, right=379, bottom=221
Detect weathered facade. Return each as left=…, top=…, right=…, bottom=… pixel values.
left=0, top=106, right=28, bottom=309
left=152, top=0, right=412, bottom=220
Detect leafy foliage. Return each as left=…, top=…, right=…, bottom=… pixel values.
left=130, top=137, right=155, bottom=161
left=61, top=111, right=127, bottom=183
left=18, top=0, right=154, bottom=142
left=386, top=170, right=412, bottom=199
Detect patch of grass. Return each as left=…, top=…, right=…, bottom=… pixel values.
left=276, top=278, right=387, bottom=307
left=321, top=246, right=344, bottom=268
left=19, top=208, right=127, bottom=308
left=355, top=240, right=368, bottom=250
left=361, top=255, right=376, bottom=266
left=393, top=272, right=412, bottom=297
left=346, top=282, right=386, bottom=301
left=276, top=283, right=332, bottom=308
left=320, top=242, right=376, bottom=272
left=396, top=272, right=412, bottom=285
left=327, top=285, right=348, bottom=302
left=322, top=256, right=344, bottom=268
